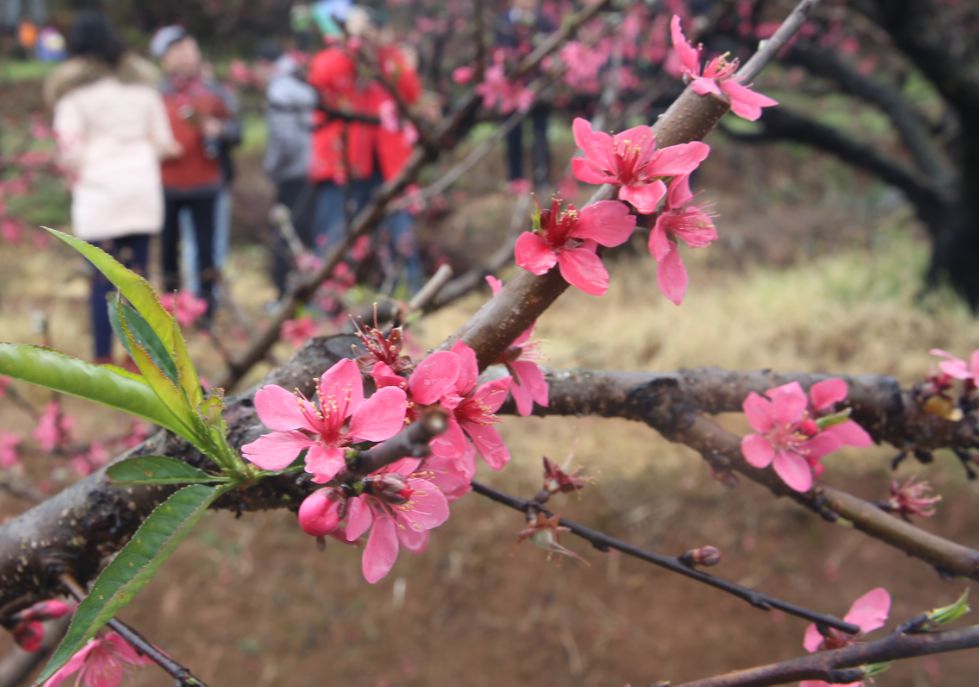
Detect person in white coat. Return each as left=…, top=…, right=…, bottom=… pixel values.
left=44, top=10, right=177, bottom=362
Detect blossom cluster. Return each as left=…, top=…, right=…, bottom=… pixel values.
left=241, top=323, right=549, bottom=583
left=514, top=116, right=714, bottom=304
left=741, top=379, right=873, bottom=492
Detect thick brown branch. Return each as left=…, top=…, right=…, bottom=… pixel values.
left=527, top=368, right=979, bottom=579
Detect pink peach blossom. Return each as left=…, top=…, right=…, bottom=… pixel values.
left=34, top=401, right=74, bottom=453
left=648, top=174, right=716, bottom=305
left=670, top=15, right=779, bottom=121
left=487, top=275, right=549, bottom=416
left=571, top=117, right=710, bottom=214
left=930, top=348, right=979, bottom=385
left=242, top=358, right=408, bottom=483
left=741, top=380, right=872, bottom=492
left=45, top=631, right=152, bottom=687
left=346, top=458, right=450, bottom=583
left=159, top=291, right=208, bottom=328
left=515, top=198, right=637, bottom=296
left=800, top=588, right=891, bottom=687
left=281, top=315, right=317, bottom=348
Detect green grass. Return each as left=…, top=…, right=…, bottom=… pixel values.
left=1, top=59, right=56, bottom=83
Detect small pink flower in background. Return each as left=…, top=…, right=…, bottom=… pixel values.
left=887, top=476, right=941, bottom=519
left=571, top=117, right=710, bottom=213
left=800, top=588, right=891, bottom=687
left=121, top=421, right=150, bottom=449
left=452, top=65, right=474, bottom=84
left=34, top=401, right=74, bottom=453
left=295, top=252, right=323, bottom=274
left=515, top=198, right=636, bottom=296
left=741, top=380, right=872, bottom=492
left=0, top=432, right=21, bottom=469
left=44, top=631, right=153, bottom=687
left=160, top=291, right=208, bottom=328
left=345, top=457, right=450, bottom=583
left=560, top=41, right=608, bottom=94
left=670, top=15, right=779, bottom=121
left=281, top=315, right=317, bottom=348
left=2, top=217, right=23, bottom=244
left=242, top=359, right=407, bottom=483
left=508, top=178, right=532, bottom=195
left=70, top=441, right=109, bottom=477
left=487, top=276, right=549, bottom=416
left=228, top=58, right=252, bottom=86
left=930, top=348, right=979, bottom=386
left=476, top=52, right=535, bottom=114
left=648, top=174, right=717, bottom=305
left=13, top=621, right=44, bottom=652
left=0, top=375, right=9, bottom=398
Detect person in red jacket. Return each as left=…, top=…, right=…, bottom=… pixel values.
left=151, top=26, right=234, bottom=322
left=307, top=7, right=422, bottom=292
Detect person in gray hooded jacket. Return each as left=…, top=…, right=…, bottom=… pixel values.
left=256, top=44, right=318, bottom=297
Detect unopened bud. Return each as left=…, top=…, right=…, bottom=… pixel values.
left=20, top=599, right=74, bottom=622
left=13, top=620, right=44, bottom=652
left=298, top=488, right=344, bottom=537
left=370, top=473, right=413, bottom=504
left=680, top=545, right=722, bottom=567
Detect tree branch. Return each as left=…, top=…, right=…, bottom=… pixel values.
left=672, top=623, right=979, bottom=687
left=470, top=480, right=859, bottom=633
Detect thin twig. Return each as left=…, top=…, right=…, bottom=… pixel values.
left=470, top=480, right=860, bottom=634
left=60, top=574, right=208, bottom=686
left=672, top=623, right=979, bottom=687
left=738, top=0, right=823, bottom=82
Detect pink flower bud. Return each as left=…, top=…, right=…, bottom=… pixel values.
left=13, top=620, right=43, bottom=652
left=298, top=489, right=344, bottom=537
left=680, top=545, right=722, bottom=567
left=370, top=474, right=413, bottom=504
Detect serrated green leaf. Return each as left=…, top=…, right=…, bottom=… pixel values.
left=0, top=343, right=189, bottom=438
left=35, top=484, right=226, bottom=684
left=117, top=314, right=207, bottom=452
left=45, top=227, right=202, bottom=408
left=108, top=297, right=179, bottom=385
left=107, top=456, right=227, bottom=486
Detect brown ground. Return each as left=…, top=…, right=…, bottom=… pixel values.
left=1, top=99, right=978, bottom=686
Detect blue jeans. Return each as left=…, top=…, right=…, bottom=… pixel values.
left=383, top=210, right=424, bottom=294
left=90, top=234, right=150, bottom=360
left=179, top=188, right=230, bottom=294
left=312, top=176, right=381, bottom=257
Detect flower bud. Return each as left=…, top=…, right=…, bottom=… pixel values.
left=21, top=599, right=74, bottom=621
left=298, top=489, right=344, bottom=537
left=680, top=545, right=722, bottom=567
left=13, top=620, right=43, bottom=652
left=370, top=473, right=413, bottom=504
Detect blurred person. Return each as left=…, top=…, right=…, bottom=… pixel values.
left=307, top=7, right=422, bottom=289
left=151, top=25, right=235, bottom=323
left=496, top=0, right=553, bottom=190
left=178, top=60, right=241, bottom=296
left=44, top=10, right=177, bottom=363
left=255, top=42, right=317, bottom=297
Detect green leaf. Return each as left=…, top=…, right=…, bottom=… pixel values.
left=108, top=297, right=179, bottom=385
left=35, top=484, right=226, bottom=684
left=925, top=590, right=970, bottom=628
left=107, top=456, right=226, bottom=486
left=116, top=315, right=208, bottom=452
left=45, top=227, right=202, bottom=408
left=0, top=344, right=189, bottom=438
